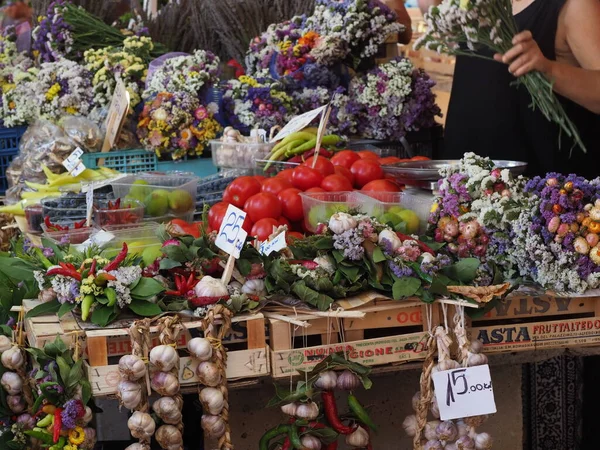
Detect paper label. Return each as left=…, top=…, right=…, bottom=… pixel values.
left=215, top=204, right=248, bottom=259
left=432, top=364, right=497, bottom=421
left=86, top=185, right=94, bottom=226
left=259, top=231, right=287, bottom=256
left=270, top=105, right=327, bottom=143
left=102, top=78, right=130, bottom=151
left=63, top=147, right=86, bottom=176
left=251, top=128, right=268, bottom=143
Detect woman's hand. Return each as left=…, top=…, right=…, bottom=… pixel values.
left=494, top=31, right=552, bottom=76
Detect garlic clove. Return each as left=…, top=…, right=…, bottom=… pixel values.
left=436, top=420, right=458, bottom=442
left=196, top=361, right=222, bottom=387
left=474, top=432, right=493, bottom=450
left=127, top=411, right=156, bottom=440
left=424, top=440, right=444, bottom=450
left=153, top=397, right=183, bottom=425
left=201, top=414, right=226, bottom=439
left=314, top=370, right=338, bottom=391
left=402, top=414, right=418, bottom=437
left=1, top=346, right=25, bottom=370
left=345, top=426, right=369, bottom=447
left=457, top=435, right=476, bottom=450
left=0, top=335, right=12, bottom=353
left=118, top=354, right=147, bottom=381
left=187, top=337, right=213, bottom=362
left=467, top=352, right=488, bottom=367
left=117, top=380, right=142, bottom=410
left=300, top=435, right=322, bottom=450
left=336, top=370, right=360, bottom=391
left=151, top=372, right=180, bottom=397
left=280, top=402, right=298, bottom=417
left=199, top=387, right=225, bottom=416
left=295, top=401, right=319, bottom=421
left=155, top=424, right=183, bottom=450
left=469, top=339, right=484, bottom=354
left=1, top=371, right=23, bottom=395
left=7, top=395, right=26, bottom=414
left=424, top=420, right=441, bottom=441
left=149, top=345, right=179, bottom=373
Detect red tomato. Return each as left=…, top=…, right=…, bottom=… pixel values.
left=378, top=156, right=403, bottom=165
left=302, top=156, right=334, bottom=177
left=357, top=150, right=380, bottom=160
left=222, top=176, right=262, bottom=208
left=277, top=187, right=304, bottom=222
left=350, top=159, right=385, bottom=188
left=208, top=202, right=229, bottom=231
left=305, top=187, right=326, bottom=194
left=250, top=218, right=279, bottom=241
left=278, top=216, right=291, bottom=228
left=321, top=174, right=353, bottom=192
left=330, top=150, right=361, bottom=169
left=244, top=193, right=282, bottom=223
left=292, top=166, right=324, bottom=191
left=362, top=179, right=402, bottom=193
left=261, top=177, right=292, bottom=196
left=287, top=231, right=305, bottom=244
left=410, top=156, right=431, bottom=161
left=276, top=168, right=295, bottom=183
left=333, top=165, right=355, bottom=185
left=253, top=175, right=267, bottom=184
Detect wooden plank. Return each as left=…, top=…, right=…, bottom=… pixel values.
left=86, top=348, right=270, bottom=397
left=271, top=331, right=428, bottom=378
left=344, top=305, right=423, bottom=331
left=269, top=320, right=292, bottom=352
left=87, top=336, right=109, bottom=367
left=470, top=316, right=600, bottom=354
left=474, top=295, right=597, bottom=322
left=344, top=330, right=364, bottom=341
left=246, top=317, right=266, bottom=350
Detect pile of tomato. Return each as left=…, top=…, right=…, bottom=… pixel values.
left=208, top=150, right=430, bottom=241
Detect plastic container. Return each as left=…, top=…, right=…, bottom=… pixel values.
left=24, top=204, right=44, bottom=234
left=101, top=223, right=162, bottom=260
left=81, top=149, right=158, bottom=173
left=41, top=194, right=88, bottom=221
left=210, top=140, right=275, bottom=169
left=94, top=198, right=144, bottom=228
left=254, top=159, right=299, bottom=176
left=41, top=224, right=98, bottom=245
left=0, top=125, right=27, bottom=194
left=363, top=191, right=432, bottom=234
left=111, top=173, right=199, bottom=222
left=299, top=191, right=380, bottom=232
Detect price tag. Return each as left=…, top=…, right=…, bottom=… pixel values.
left=270, top=105, right=327, bottom=143
left=251, top=128, right=268, bottom=143
left=86, top=185, right=94, bottom=227
left=214, top=204, right=248, bottom=259
left=432, top=364, right=497, bottom=421
left=259, top=231, right=287, bottom=256
left=102, top=78, right=130, bottom=152
left=62, top=147, right=86, bottom=176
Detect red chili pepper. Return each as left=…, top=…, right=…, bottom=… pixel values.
left=281, top=437, right=292, bottom=450
left=325, top=442, right=338, bottom=450
left=103, top=243, right=128, bottom=272
left=47, top=266, right=82, bottom=281
left=289, top=260, right=319, bottom=270
left=53, top=408, right=62, bottom=443
left=188, top=295, right=229, bottom=307
left=73, top=219, right=87, bottom=229
left=396, top=232, right=435, bottom=255
left=321, top=390, right=356, bottom=435
left=44, top=216, right=67, bottom=232
left=89, top=258, right=97, bottom=277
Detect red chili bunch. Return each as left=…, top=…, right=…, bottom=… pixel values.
left=97, top=198, right=140, bottom=226
left=165, top=273, right=199, bottom=297
left=44, top=216, right=86, bottom=232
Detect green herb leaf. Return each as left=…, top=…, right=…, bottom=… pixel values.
left=25, top=299, right=61, bottom=318
left=159, top=258, right=182, bottom=270
left=91, top=305, right=119, bottom=327
left=392, top=277, right=422, bottom=299
left=429, top=276, right=449, bottom=296
left=372, top=246, right=387, bottom=263
left=128, top=299, right=162, bottom=317
left=131, top=277, right=165, bottom=299
left=237, top=259, right=252, bottom=277
left=441, top=258, right=480, bottom=283
left=162, top=244, right=191, bottom=263
left=81, top=380, right=92, bottom=405
left=291, top=280, right=334, bottom=311
left=57, top=301, right=76, bottom=318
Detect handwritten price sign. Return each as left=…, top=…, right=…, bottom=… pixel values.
left=432, top=364, right=496, bottom=421
left=215, top=204, right=248, bottom=259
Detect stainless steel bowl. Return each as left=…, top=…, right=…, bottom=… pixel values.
left=384, top=159, right=528, bottom=184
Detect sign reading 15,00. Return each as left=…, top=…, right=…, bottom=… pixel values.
left=215, top=204, right=248, bottom=259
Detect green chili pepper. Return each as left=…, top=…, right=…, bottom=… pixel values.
left=34, top=247, right=54, bottom=269
left=49, top=436, right=65, bottom=450
left=105, top=287, right=117, bottom=307
left=348, top=393, right=378, bottom=433
left=259, top=424, right=291, bottom=450
left=81, top=294, right=95, bottom=321
left=36, top=413, right=53, bottom=428
left=288, top=423, right=303, bottom=449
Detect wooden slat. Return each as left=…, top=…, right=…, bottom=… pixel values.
left=246, top=317, right=266, bottom=350
left=87, top=336, right=108, bottom=366
left=344, top=305, right=423, bottom=331
left=475, top=295, right=597, bottom=322
left=269, top=320, right=292, bottom=352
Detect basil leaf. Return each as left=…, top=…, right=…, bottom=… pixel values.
left=441, top=258, right=480, bottom=283
left=372, top=246, right=387, bottom=263
left=57, top=301, right=76, bottom=318
left=131, top=277, right=165, bottom=299
left=128, top=299, right=162, bottom=317
left=25, top=299, right=61, bottom=318
left=159, top=258, right=182, bottom=270
left=392, top=277, right=421, bottom=299
left=91, top=305, right=119, bottom=327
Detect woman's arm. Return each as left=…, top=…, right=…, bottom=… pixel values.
left=494, top=0, right=600, bottom=114
left=417, top=0, right=441, bottom=16
left=380, top=0, right=413, bottom=44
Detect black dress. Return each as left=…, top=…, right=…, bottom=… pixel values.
left=443, top=0, right=600, bottom=179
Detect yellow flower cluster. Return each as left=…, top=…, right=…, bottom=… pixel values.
left=79, top=275, right=104, bottom=300
left=45, top=83, right=61, bottom=101
left=68, top=426, right=85, bottom=446
left=64, top=445, right=78, bottom=450
left=238, top=75, right=259, bottom=87
left=278, top=41, right=292, bottom=52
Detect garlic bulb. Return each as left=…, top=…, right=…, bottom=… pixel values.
left=295, top=402, right=319, bottom=421
left=202, top=414, right=226, bottom=439
left=153, top=397, right=183, bottom=425
left=474, top=432, right=493, bottom=450
left=128, top=411, right=156, bottom=440
left=314, top=371, right=338, bottom=391
left=7, top=395, right=26, bottom=413
left=430, top=395, right=440, bottom=419
left=345, top=426, right=369, bottom=447
left=194, top=276, right=228, bottom=298
left=241, top=279, right=266, bottom=297
left=456, top=420, right=469, bottom=437
left=336, top=370, right=360, bottom=391
left=199, top=387, right=225, bottom=415
left=118, top=380, right=142, bottom=410
left=300, top=435, right=322, bottom=450
left=469, top=340, right=484, bottom=354
left=412, top=392, right=421, bottom=412
left=187, top=337, right=213, bottom=362
left=196, top=361, right=222, bottom=387
left=378, top=229, right=402, bottom=252
left=280, top=402, right=298, bottom=417
left=436, top=421, right=458, bottom=442
left=328, top=212, right=357, bottom=235
left=155, top=425, right=183, bottom=450
left=16, top=413, right=35, bottom=430
left=446, top=444, right=458, bottom=450
left=150, top=345, right=179, bottom=372
left=151, top=372, right=180, bottom=397
left=81, top=406, right=93, bottom=426
left=1, top=346, right=24, bottom=370
left=81, top=427, right=97, bottom=450
left=118, top=355, right=147, bottom=381
left=424, top=441, right=444, bottom=450
left=125, top=444, right=149, bottom=450
left=402, top=415, right=418, bottom=437
left=0, top=335, right=12, bottom=353
left=457, top=435, right=476, bottom=450
left=434, top=359, right=461, bottom=373
left=424, top=420, right=440, bottom=441
left=1, top=371, right=22, bottom=395
left=467, top=352, right=488, bottom=367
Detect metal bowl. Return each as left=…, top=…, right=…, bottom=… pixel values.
left=384, top=159, right=528, bottom=184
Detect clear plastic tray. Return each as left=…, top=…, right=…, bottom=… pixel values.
left=299, top=191, right=380, bottom=233
left=41, top=224, right=98, bottom=245
left=94, top=198, right=145, bottom=229
left=101, top=222, right=162, bottom=259
left=210, top=140, right=275, bottom=169
left=362, top=191, right=432, bottom=234
left=110, top=173, right=198, bottom=222
left=255, top=159, right=299, bottom=176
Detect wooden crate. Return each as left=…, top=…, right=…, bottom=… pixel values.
left=468, top=293, right=600, bottom=354
left=268, top=299, right=436, bottom=379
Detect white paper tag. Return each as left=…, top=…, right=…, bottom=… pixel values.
left=86, top=186, right=94, bottom=226
left=270, top=105, right=327, bottom=143
left=75, top=230, right=115, bottom=252
left=259, top=231, right=287, bottom=256
left=215, top=204, right=248, bottom=259
left=70, top=161, right=86, bottom=177
left=102, top=78, right=130, bottom=151
left=251, top=128, right=268, bottom=143
left=63, top=147, right=86, bottom=176
left=432, top=364, right=497, bottom=421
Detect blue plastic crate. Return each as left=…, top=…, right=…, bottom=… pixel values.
left=0, top=125, right=27, bottom=194
left=81, top=149, right=158, bottom=173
